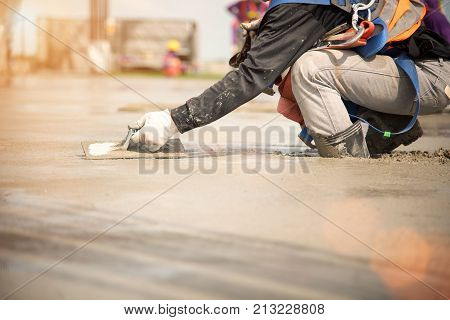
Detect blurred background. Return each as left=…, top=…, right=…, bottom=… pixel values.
left=0, top=0, right=273, bottom=84
left=1, top=0, right=448, bottom=84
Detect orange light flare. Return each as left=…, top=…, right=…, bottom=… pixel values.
left=370, top=229, right=449, bottom=299
left=322, top=198, right=449, bottom=299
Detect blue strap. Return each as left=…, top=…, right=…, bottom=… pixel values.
left=351, top=19, right=420, bottom=137
left=354, top=18, right=388, bottom=59
left=298, top=127, right=314, bottom=146
left=268, top=0, right=330, bottom=10
left=348, top=53, right=421, bottom=136
left=391, top=54, right=421, bottom=134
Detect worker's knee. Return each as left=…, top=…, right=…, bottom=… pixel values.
left=291, top=51, right=328, bottom=91
left=291, top=50, right=344, bottom=87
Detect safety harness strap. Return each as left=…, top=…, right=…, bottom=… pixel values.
left=354, top=18, right=388, bottom=58
left=347, top=52, right=421, bottom=137
left=391, top=53, right=421, bottom=134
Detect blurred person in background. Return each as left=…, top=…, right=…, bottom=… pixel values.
left=163, top=39, right=184, bottom=77
left=228, top=0, right=268, bottom=52
left=421, top=0, right=450, bottom=43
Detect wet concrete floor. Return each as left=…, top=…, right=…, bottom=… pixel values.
left=0, top=74, right=449, bottom=299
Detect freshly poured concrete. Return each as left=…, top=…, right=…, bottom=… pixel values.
left=0, top=74, right=449, bottom=299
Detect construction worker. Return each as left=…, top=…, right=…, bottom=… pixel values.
left=163, top=39, right=183, bottom=77
left=130, top=0, right=450, bottom=157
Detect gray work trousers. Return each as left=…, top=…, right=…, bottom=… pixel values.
left=291, top=49, right=450, bottom=136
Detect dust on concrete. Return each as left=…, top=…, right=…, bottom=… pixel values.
left=276, top=148, right=450, bottom=165
left=376, top=148, right=450, bottom=165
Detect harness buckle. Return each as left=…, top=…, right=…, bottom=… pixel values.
left=352, top=0, right=377, bottom=30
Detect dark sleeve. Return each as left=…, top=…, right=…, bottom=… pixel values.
left=171, top=4, right=332, bottom=133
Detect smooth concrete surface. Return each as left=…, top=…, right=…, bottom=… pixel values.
left=0, top=74, right=449, bottom=299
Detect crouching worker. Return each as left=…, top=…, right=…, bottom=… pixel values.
left=129, top=0, right=450, bottom=158
left=282, top=46, right=449, bottom=157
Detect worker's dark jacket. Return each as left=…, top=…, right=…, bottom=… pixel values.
left=170, top=4, right=349, bottom=133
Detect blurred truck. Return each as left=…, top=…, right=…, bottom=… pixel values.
left=36, top=17, right=197, bottom=73
left=112, top=19, right=197, bottom=72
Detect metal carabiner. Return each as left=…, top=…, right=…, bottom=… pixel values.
left=352, top=0, right=377, bottom=30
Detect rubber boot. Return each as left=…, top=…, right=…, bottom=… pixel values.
left=311, top=121, right=370, bottom=158
left=358, top=109, right=423, bottom=157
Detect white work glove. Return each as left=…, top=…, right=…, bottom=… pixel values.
left=129, top=109, right=179, bottom=152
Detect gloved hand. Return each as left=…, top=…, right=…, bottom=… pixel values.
left=229, top=18, right=263, bottom=68
left=240, top=18, right=262, bottom=37
left=129, top=109, right=179, bottom=152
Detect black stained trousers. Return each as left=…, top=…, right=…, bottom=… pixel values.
left=170, top=4, right=349, bottom=133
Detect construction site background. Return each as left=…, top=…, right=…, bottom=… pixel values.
left=0, top=0, right=238, bottom=87
left=34, top=18, right=198, bottom=73
left=1, top=1, right=449, bottom=86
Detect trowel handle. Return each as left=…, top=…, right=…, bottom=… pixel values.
left=122, top=129, right=137, bottom=150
